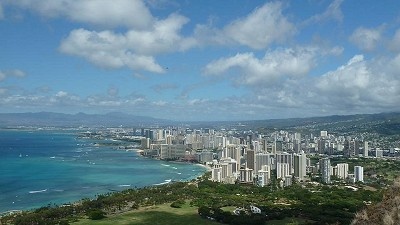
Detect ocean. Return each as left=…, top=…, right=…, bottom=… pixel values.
left=0, top=129, right=207, bottom=214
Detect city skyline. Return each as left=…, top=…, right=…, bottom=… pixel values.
left=1, top=0, right=400, bottom=121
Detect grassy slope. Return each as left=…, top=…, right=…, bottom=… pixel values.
left=72, top=202, right=220, bottom=225
left=72, top=202, right=311, bottom=225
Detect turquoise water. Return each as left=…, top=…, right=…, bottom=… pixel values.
left=0, top=129, right=206, bottom=213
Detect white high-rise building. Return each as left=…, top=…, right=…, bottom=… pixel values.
left=354, top=166, right=364, bottom=182
left=336, top=163, right=349, bottom=179
left=276, top=152, right=293, bottom=173
left=239, top=168, right=253, bottom=183
left=224, top=144, right=242, bottom=171
left=320, top=131, right=328, bottom=138
left=276, top=162, right=290, bottom=179
left=363, top=141, right=369, bottom=157
left=257, top=165, right=271, bottom=187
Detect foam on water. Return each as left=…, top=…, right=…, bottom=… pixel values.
left=0, top=129, right=207, bottom=213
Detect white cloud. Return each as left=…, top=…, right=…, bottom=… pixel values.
left=389, top=29, right=400, bottom=52
left=188, top=98, right=208, bottom=106
left=304, top=0, right=344, bottom=25
left=59, top=13, right=196, bottom=73
left=204, top=47, right=318, bottom=85
left=349, top=27, right=383, bottom=51
left=315, top=54, right=400, bottom=109
left=0, top=3, right=4, bottom=19
left=223, top=1, right=295, bottom=49
left=152, top=83, right=179, bottom=93
left=0, top=69, right=26, bottom=81
left=0, top=72, right=5, bottom=81
left=194, top=1, right=295, bottom=49
left=0, top=88, right=7, bottom=95
left=152, top=101, right=167, bottom=106
left=4, top=0, right=153, bottom=29
left=55, top=91, right=68, bottom=98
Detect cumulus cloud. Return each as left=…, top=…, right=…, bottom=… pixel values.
left=389, top=29, right=400, bottom=52
left=349, top=26, right=383, bottom=51
left=0, top=69, right=26, bottom=81
left=222, top=1, right=295, bottom=49
left=304, top=0, right=344, bottom=25
left=3, top=0, right=153, bottom=29
left=152, top=83, right=179, bottom=93
left=195, top=1, right=295, bottom=49
left=215, top=53, right=400, bottom=118
left=204, top=47, right=318, bottom=85
left=315, top=54, right=400, bottom=109
left=59, top=13, right=196, bottom=73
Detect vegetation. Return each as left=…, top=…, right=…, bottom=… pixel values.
left=330, top=157, right=400, bottom=187
left=72, top=202, right=220, bottom=225
left=1, top=172, right=385, bottom=225
left=86, top=209, right=106, bottom=220
left=352, top=178, right=400, bottom=225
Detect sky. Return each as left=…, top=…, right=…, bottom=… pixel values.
left=0, top=0, right=400, bottom=121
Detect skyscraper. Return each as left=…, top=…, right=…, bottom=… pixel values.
left=276, top=152, right=293, bottom=173
left=320, top=158, right=331, bottom=184
left=257, top=165, right=271, bottom=187
left=363, top=141, right=369, bottom=157
left=354, top=166, right=364, bottom=182
left=246, top=149, right=255, bottom=170
left=336, top=163, right=349, bottom=179
left=294, top=152, right=307, bottom=181
left=276, top=162, right=290, bottom=179
left=255, top=153, right=272, bottom=172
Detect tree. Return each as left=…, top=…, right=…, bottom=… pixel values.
left=87, top=209, right=106, bottom=220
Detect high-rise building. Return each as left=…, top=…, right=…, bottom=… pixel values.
left=320, top=131, right=328, bottom=138
left=293, top=139, right=301, bottom=153
left=354, top=166, right=364, bottom=182
left=257, top=165, right=271, bottom=187
left=320, top=158, right=331, bottom=184
left=276, top=152, right=293, bottom=173
left=294, top=132, right=301, bottom=141
left=336, top=163, right=349, bottom=179
left=363, top=141, right=369, bottom=157
left=200, top=151, right=214, bottom=163
left=239, top=168, right=253, bottom=183
left=246, top=149, right=255, bottom=170
left=224, top=144, right=242, bottom=171
left=294, top=152, right=307, bottom=181
left=255, top=153, right=272, bottom=172
left=276, top=162, right=290, bottom=179
left=318, top=139, right=326, bottom=154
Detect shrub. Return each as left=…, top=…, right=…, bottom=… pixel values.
left=87, top=209, right=106, bottom=220
left=170, top=199, right=185, bottom=208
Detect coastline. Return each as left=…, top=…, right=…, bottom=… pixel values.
left=0, top=131, right=209, bottom=215
left=133, top=148, right=212, bottom=172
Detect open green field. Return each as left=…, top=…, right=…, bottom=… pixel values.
left=72, top=202, right=220, bottom=225
left=72, top=202, right=312, bottom=225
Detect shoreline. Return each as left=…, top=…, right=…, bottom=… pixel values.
left=133, top=148, right=212, bottom=172
left=0, top=134, right=210, bottom=216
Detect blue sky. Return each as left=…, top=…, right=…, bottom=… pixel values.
left=1, top=0, right=400, bottom=121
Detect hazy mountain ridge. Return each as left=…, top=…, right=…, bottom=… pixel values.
left=0, top=112, right=399, bottom=133
left=0, top=112, right=172, bottom=127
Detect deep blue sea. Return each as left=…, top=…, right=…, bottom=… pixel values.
left=0, top=129, right=207, bottom=213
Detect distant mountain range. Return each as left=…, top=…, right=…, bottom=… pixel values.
left=0, top=112, right=399, bottom=135
left=0, top=112, right=172, bottom=127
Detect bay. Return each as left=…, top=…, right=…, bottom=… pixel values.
left=0, top=129, right=206, bottom=213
